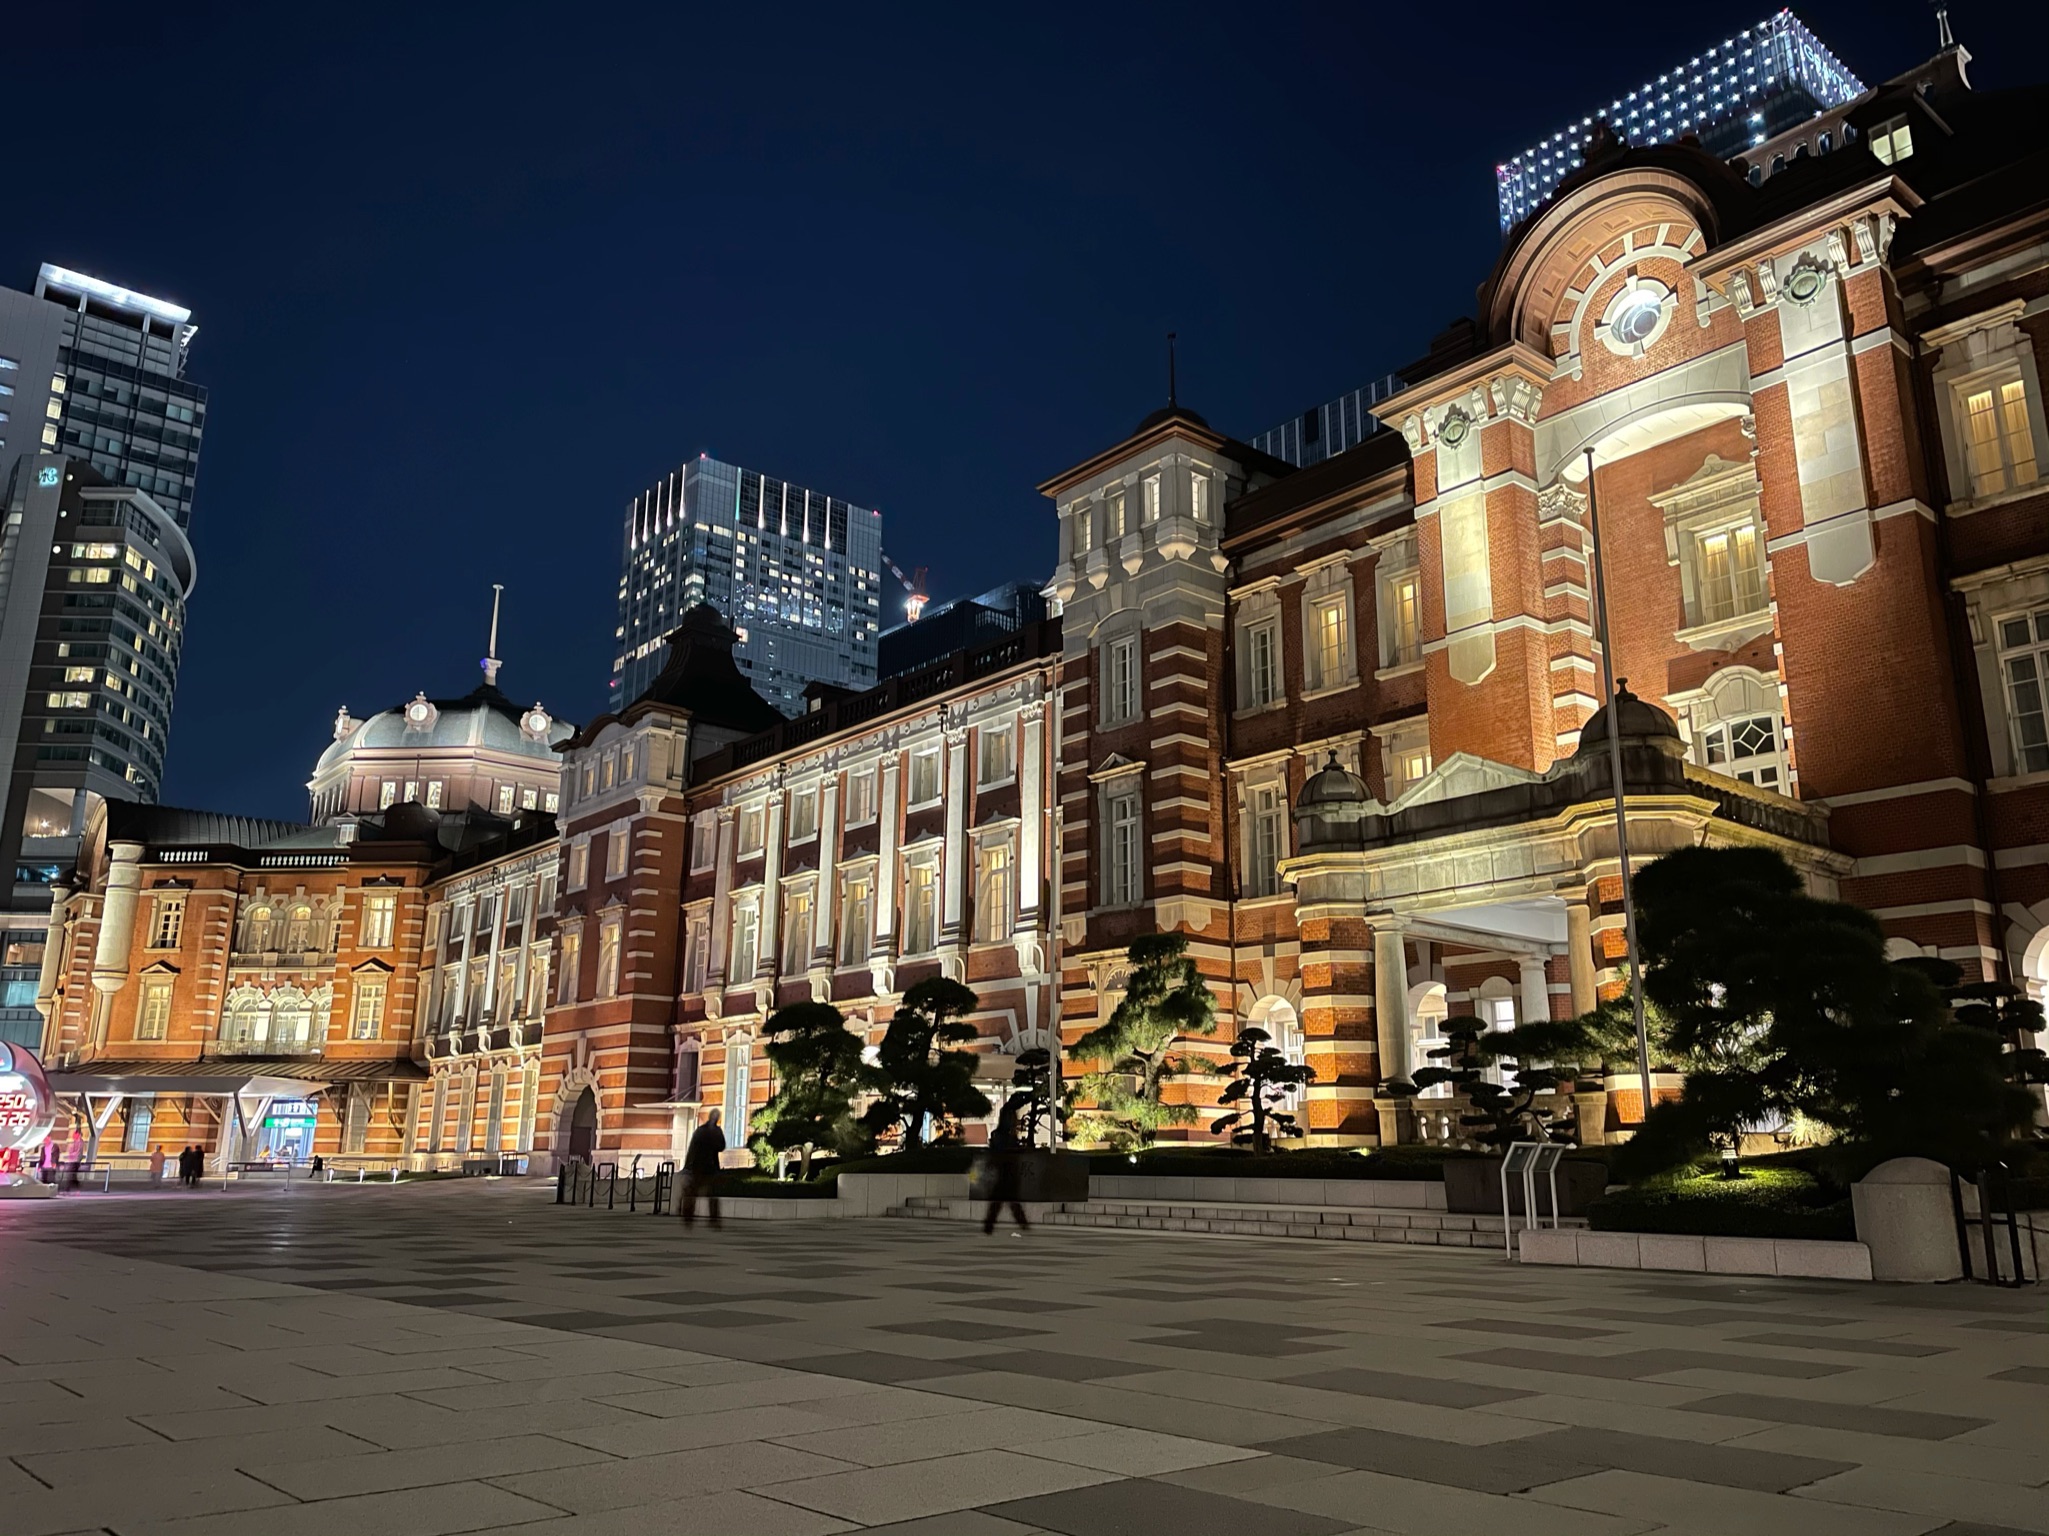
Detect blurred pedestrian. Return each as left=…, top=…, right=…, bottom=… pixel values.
left=149, top=1146, right=165, bottom=1184
left=679, top=1109, right=725, bottom=1230
left=981, top=1096, right=1029, bottom=1236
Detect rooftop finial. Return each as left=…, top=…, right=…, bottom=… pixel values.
left=1167, top=331, right=1178, bottom=408
left=1935, top=4, right=1954, bottom=48
left=482, top=583, right=504, bottom=687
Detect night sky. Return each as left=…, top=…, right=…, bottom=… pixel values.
left=6, top=2, right=2042, bottom=823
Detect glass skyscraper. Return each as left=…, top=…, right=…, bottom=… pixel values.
left=613, top=455, right=883, bottom=714
left=1494, top=11, right=1864, bottom=231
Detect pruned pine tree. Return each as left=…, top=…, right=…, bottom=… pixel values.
left=859, top=977, right=991, bottom=1147
left=1071, top=933, right=1218, bottom=1152
left=1209, top=1027, right=1315, bottom=1153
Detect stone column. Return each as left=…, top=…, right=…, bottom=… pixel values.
left=759, top=790, right=786, bottom=982
left=1565, top=896, right=1598, bottom=1018
left=938, top=727, right=971, bottom=971
left=1517, top=954, right=1551, bottom=1025
left=1372, top=924, right=1409, bottom=1083
left=511, top=882, right=534, bottom=1018
left=453, top=897, right=475, bottom=1025
left=705, top=807, right=738, bottom=996
left=870, top=756, right=901, bottom=995
left=810, top=775, right=840, bottom=991
left=481, top=886, right=506, bottom=1019
left=91, top=842, right=145, bottom=997
left=1013, top=701, right=1047, bottom=974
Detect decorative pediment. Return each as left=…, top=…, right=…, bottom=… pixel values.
left=140, top=959, right=181, bottom=977
left=351, top=957, right=395, bottom=975
left=1088, top=753, right=1145, bottom=783
left=1387, top=752, right=1547, bottom=813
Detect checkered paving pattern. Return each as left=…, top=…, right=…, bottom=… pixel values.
left=0, top=1179, right=2042, bottom=1535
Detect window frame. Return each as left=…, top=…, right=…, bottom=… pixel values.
left=1244, top=779, right=1287, bottom=899
left=976, top=724, right=1015, bottom=788
left=1100, top=633, right=1141, bottom=726
left=839, top=872, right=873, bottom=969
left=352, top=976, right=387, bottom=1040
left=1102, top=786, right=1142, bottom=908
left=907, top=749, right=942, bottom=809
left=138, top=976, right=173, bottom=1040
left=359, top=890, right=396, bottom=949
left=973, top=836, right=1014, bottom=944
left=148, top=894, right=184, bottom=951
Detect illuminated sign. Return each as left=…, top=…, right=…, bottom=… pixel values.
left=38, top=465, right=60, bottom=488
left=267, top=1098, right=318, bottom=1121
left=38, top=264, right=193, bottom=325
left=0, top=1044, right=57, bottom=1157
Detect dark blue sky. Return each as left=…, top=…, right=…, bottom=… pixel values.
left=6, top=3, right=2039, bottom=822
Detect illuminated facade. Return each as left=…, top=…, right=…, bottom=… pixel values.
left=612, top=454, right=883, bottom=715
left=1495, top=10, right=1864, bottom=231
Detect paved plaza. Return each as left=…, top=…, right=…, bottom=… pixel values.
left=0, top=1181, right=2043, bottom=1536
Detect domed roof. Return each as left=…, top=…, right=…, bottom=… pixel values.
left=1132, top=402, right=1211, bottom=436
left=315, top=681, right=574, bottom=776
left=1297, top=754, right=1371, bottom=810
left=1576, top=682, right=1681, bottom=751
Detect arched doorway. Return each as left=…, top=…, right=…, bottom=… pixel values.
left=563, top=1088, right=597, bottom=1160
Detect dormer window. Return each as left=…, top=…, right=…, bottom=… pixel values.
left=1868, top=115, right=1912, bottom=165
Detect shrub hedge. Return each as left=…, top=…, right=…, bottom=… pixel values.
left=1588, top=1166, right=1854, bottom=1241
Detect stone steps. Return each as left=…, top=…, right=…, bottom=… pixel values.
left=886, top=1194, right=1586, bottom=1247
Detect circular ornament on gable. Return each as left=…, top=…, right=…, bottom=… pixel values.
left=1437, top=410, right=1472, bottom=450
left=1783, top=258, right=1828, bottom=306
left=1599, top=278, right=1672, bottom=357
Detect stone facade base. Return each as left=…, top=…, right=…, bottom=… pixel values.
left=1519, top=1227, right=1874, bottom=1280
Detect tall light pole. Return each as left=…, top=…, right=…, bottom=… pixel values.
left=1582, top=448, right=1655, bottom=1110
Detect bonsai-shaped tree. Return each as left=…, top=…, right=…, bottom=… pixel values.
left=1617, top=845, right=2037, bottom=1181
left=1008, top=1047, right=1065, bottom=1149
left=1071, top=933, right=1218, bottom=1151
left=860, top=977, right=991, bottom=1148
left=1209, top=1027, right=1316, bottom=1153
left=752, top=1001, right=868, bottom=1180
left=1388, top=1013, right=1611, bottom=1148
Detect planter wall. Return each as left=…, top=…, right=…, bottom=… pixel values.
left=1520, top=1227, right=1873, bottom=1280
left=1444, top=1156, right=1607, bottom=1217
left=1087, top=1174, right=1447, bottom=1209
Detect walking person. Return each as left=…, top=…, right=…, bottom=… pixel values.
left=60, top=1128, right=85, bottom=1193
left=678, top=1109, right=725, bottom=1230
left=149, top=1146, right=165, bottom=1185
left=180, top=1145, right=198, bottom=1187
left=981, top=1095, right=1030, bottom=1235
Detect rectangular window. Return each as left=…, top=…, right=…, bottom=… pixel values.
left=403, top=780, right=419, bottom=805
left=1961, top=377, right=2040, bottom=499
left=909, top=750, right=941, bottom=806
left=522, top=786, right=539, bottom=811
left=606, top=822, right=630, bottom=879
left=737, top=805, right=765, bottom=855
left=782, top=888, right=813, bottom=973
left=360, top=891, right=396, bottom=949
left=596, top=915, right=622, bottom=998
left=424, top=780, right=444, bottom=810
left=1107, top=489, right=1128, bottom=540
left=1869, top=115, right=1913, bottom=164
left=1383, top=571, right=1421, bottom=666
left=527, top=948, right=550, bottom=1014
left=840, top=876, right=872, bottom=967
left=1696, top=524, right=1764, bottom=622
left=138, top=977, right=172, bottom=1040
left=344, top=1086, right=369, bottom=1154
left=123, top=1099, right=153, bottom=1153
left=977, top=725, right=1013, bottom=786
left=1103, top=635, right=1140, bottom=723
left=1190, top=472, right=1210, bottom=523
left=845, top=769, right=877, bottom=825
left=495, top=784, right=515, bottom=815
left=905, top=863, right=938, bottom=953
left=731, top=900, right=760, bottom=981
left=149, top=895, right=184, bottom=950
left=544, top=791, right=559, bottom=813
left=1243, top=618, right=1280, bottom=706
left=1072, top=504, right=1093, bottom=555
left=1999, top=609, right=2049, bottom=775
left=722, top=1037, right=752, bottom=1135
left=788, top=787, right=818, bottom=841
left=352, top=978, right=387, bottom=1040
left=1309, top=594, right=1350, bottom=690
left=690, top=810, right=718, bottom=871
left=974, top=841, right=1013, bottom=943
left=568, top=840, right=590, bottom=890
left=1105, top=790, right=1141, bottom=906
left=556, top=930, right=581, bottom=1005
left=1246, top=783, right=1286, bottom=898
left=1386, top=731, right=1433, bottom=798
left=684, top=913, right=711, bottom=992
left=1142, top=475, right=1161, bottom=524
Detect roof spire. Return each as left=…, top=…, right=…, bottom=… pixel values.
left=481, top=583, right=504, bottom=687
left=1167, top=331, right=1178, bottom=408
left=1935, top=5, right=1955, bottom=49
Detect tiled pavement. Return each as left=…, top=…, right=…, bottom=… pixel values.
left=0, top=1181, right=2043, bottom=1535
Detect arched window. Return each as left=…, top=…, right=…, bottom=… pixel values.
left=1794, top=142, right=1809, bottom=161
left=1475, top=977, right=1517, bottom=1086
left=223, top=988, right=269, bottom=1050
left=1817, top=132, right=1832, bottom=154
left=1248, top=998, right=1307, bottom=1112
left=1748, top=164, right=1763, bottom=187
left=1770, top=153, right=1785, bottom=176
left=242, top=905, right=274, bottom=953
left=284, top=905, right=313, bottom=952
left=1408, top=983, right=1450, bottom=1097
left=269, top=986, right=313, bottom=1052
left=1688, top=668, right=1790, bottom=792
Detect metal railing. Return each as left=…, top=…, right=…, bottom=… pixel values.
left=1950, top=1163, right=2035, bottom=1287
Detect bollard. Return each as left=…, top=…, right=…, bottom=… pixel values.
left=557, top=1164, right=568, bottom=1204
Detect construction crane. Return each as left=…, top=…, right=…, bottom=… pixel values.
left=881, top=553, right=929, bottom=623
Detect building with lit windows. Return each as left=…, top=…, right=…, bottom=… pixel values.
left=612, top=454, right=883, bottom=716
left=1495, top=11, right=1864, bottom=232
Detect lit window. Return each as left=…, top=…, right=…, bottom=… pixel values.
left=1382, top=570, right=1421, bottom=667
left=689, top=810, right=718, bottom=872
left=904, top=862, right=938, bottom=953
left=522, top=786, right=538, bottom=810
left=737, top=805, right=765, bottom=855
left=723, top=1036, right=752, bottom=1131
left=496, top=784, right=515, bottom=815
left=977, top=725, right=1013, bottom=786
left=788, top=787, right=818, bottom=841
left=974, top=840, right=1013, bottom=942
left=544, top=791, right=559, bottom=813
left=1696, top=525, right=1765, bottom=622
left=1245, top=782, right=1286, bottom=898
left=424, top=780, right=443, bottom=810
left=1243, top=617, right=1280, bottom=707
left=1071, top=504, right=1093, bottom=555
left=730, top=899, right=760, bottom=981
left=138, top=978, right=172, bottom=1040
left=403, top=780, right=419, bottom=804
left=1308, top=595, right=1350, bottom=690
left=1142, top=475, right=1161, bottom=524
left=352, top=978, right=387, bottom=1040
left=781, top=887, right=813, bottom=973
left=1959, top=376, right=2040, bottom=499
left=1385, top=725, right=1433, bottom=798
left=1104, top=789, right=1142, bottom=907
left=1102, top=635, right=1141, bottom=724
left=45, top=692, right=90, bottom=708
left=840, top=875, right=872, bottom=967
left=606, top=821, right=630, bottom=879
left=1868, top=115, right=1913, bottom=164
left=64, top=665, right=94, bottom=683
left=360, top=891, right=396, bottom=949
left=683, top=914, right=711, bottom=993
left=568, top=840, right=590, bottom=890
left=1106, top=489, right=1129, bottom=540
left=1190, top=471, right=1211, bottom=523
left=596, top=915, right=622, bottom=999
left=1700, top=714, right=1784, bottom=789
left=556, top=929, right=581, bottom=1005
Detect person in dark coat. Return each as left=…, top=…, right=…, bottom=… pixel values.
left=679, top=1109, right=726, bottom=1229
left=981, top=1096, right=1030, bottom=1235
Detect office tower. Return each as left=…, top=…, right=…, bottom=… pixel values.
left=1249, top=375, right=1406, bottom=469
left=878, top=580, right=1048, bottom=680
left=0, top=458, right=196, bottom=1045
left=612, top=455, right=883, bottom=714
left=1494, top=11, right=1864, bottom=231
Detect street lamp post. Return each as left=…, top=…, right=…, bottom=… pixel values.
left=1581, top=448, right=1655, bottom=1112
